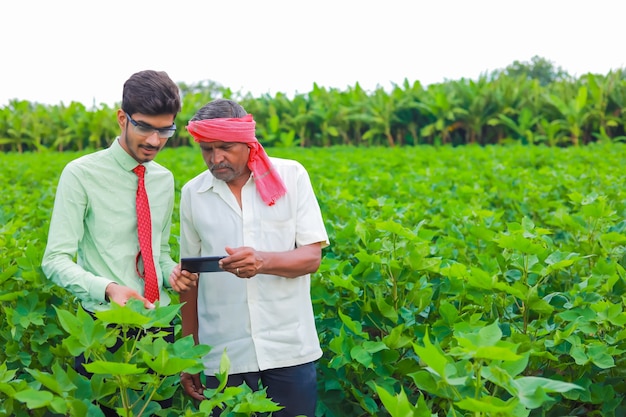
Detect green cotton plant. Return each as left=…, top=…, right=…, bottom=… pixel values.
left=316, top=195, right=624, bottom=416
left=1, top=301, right=182, bottom=417
left=0, top=299, right=203, bottom=416
left=51, top=300, right=209, bottom=416
left=19, top=300, right=281, bottom=417
left=198, top=350, right=283, bottom=416
left=0, top=224, right=69, bottom=378
left=407, top=322, right=584, bottom=417
left=316, top=217, right=440, bottom=416
left=6, top=144, right=626, bottom=416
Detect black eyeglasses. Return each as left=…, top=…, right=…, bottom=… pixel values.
left=125, top=112, right=176, bottom=139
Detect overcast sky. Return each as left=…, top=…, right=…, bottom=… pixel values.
left=1, top=0, right=623, bottom=107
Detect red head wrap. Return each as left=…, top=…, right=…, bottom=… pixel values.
left=186, top=114, right=287, bottom=206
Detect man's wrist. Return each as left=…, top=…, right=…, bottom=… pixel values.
left=104, top=282, right=118, bottom=302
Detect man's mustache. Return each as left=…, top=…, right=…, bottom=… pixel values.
left=211, top=163, right=231, bottom=170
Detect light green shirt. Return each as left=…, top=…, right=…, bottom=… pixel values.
left=42, top=138, right=176, bottom=312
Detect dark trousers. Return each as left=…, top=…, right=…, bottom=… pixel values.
left=75, top=317, right=175, bottom=416
left=205, top=361, right=318, bottom=417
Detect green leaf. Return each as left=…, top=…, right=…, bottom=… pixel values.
left=54, top=306, right=82, bottom=334
left=456, top=320, right=502, bottom=347
left=473, top=346, right=523, bottom=361
left=456, top=395, right=518, bottom=413
left=587, top=344, right=615, bottom=369
left=513, top=376, right=583, bottom=409
left=0, top=361, right=18, bottom=383
left=376, top=219, right=416, bottom=240
left=14, top=388, right=54, bottom=409
left=0, top=290, right=28, bottom=302
left=233, top=390, right=283, bottom=413
left=467, top=267, right=494, bottom=290
left=350, top=341, right=388, bottom=369
left=570, top=346, right=589, bottom=365
left=476, top=321, right=502, bottom=346
left=526, top=295, right=555, bottom=315
left=413, top=329, right=450, bottom=380
left=172, top=334, right=212, bottom=359
left=49, top=396, right=68, bottom=415
left=338, top=309, right=368, bottom=338
left=214, top=349, right=231, bottom=392
left=383, top=325, right=413, bottom=349
left=94, top=302, right=151, bottom=327
left=26, top=362, right=76, bottom=396
left=374, top=287, right=398, bottom=323
left=84, top=360, right=145, bottom=375
left=328, top=273, right=360, bottom=293
left=375, top=385, right=423, bottom=417
left=498, top=352, right=530, bottom=378
left=350, top=345, right=373, bottom=368
left=147, top=304, right=183, bottom=327
left=0, top=265, right=19, bottom=285
left=495, top=233, right=545, bottom=255
left=143, top=349, right=199, bottom=376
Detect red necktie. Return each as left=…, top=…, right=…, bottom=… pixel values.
left=133, top=165, right=159, bottom=303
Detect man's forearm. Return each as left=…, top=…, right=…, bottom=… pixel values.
left=257, top=243, right=322, bottom=278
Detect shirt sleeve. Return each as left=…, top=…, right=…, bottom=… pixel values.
left=295, top=163, right=330, bottom=248
left=158, top=175, right=178, bottom=288
left=180, top=183, right=202, bottom=258
left=41, top=164, right=112, bottom=303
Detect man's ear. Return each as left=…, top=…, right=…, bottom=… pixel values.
left=116, top=109, right=127, bottom=130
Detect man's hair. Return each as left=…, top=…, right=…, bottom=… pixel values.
left=122, top=70, right=182, bottom=116
left=191, top=98, right=247, bottom=121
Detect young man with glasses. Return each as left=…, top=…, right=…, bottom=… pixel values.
left=42, top=70, right=198, bottom=414
left=43, top=69, right=197, bottom=309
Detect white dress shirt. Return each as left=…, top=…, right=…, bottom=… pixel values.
left=180, top=157, right=329, bottom=374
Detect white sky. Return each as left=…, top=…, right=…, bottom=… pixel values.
left=1, top=0, right=624, bottom=107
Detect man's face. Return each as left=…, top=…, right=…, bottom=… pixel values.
left=117, top=110, right=176, bottom=163
left=199, top=141, right=251, bottom=184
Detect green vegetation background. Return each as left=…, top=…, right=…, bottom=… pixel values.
left=1, top=56, right=625, bottom=152
left=3, top=142, right=626, bottom=416
left=2, top=57, right=626, bottom=416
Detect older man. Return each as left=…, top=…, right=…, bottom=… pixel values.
left=179, top=98, right=329, bottom=417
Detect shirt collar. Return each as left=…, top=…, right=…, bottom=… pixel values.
left=110, top=137, right=151, bottom=172
left=196, top=171, right=216, bottom=193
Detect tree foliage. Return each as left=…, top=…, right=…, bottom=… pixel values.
left=493, top=55, right=572, bottom=86
left=1, top=57, right=626, bottom=152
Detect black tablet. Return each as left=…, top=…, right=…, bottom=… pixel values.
left=181, top=256, right=226, bottom=273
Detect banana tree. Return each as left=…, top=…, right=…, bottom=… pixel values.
left=0, top=100, right=50, bottom=153
left=307, top=84, right=345, bottom=147
left=581, top=72, right=626, bottom=144
left=283, top=93, right=315, bottom=147
left=488, top=107, right=541, bottom=145
left=485, top=76, right=541, bottom=144
left=50, top=102, right=89, bottom=151
left=536, top=118, right=566, bottom=146
left=455, top=76, right=508, bottom=145
left=415, top=84, right=466, bottom=145
left=605, top=70, right=626, bottom=140
left=339, top=83, right=372, bottom=145
left=255, top=101, right=300, bottom=147
left=87, top=105, right=120, bottom=149
left=544, top=84, right=590, bottom=146
left=390, top=79, right=425, bottom=146
left=361, top=87, right=398, bottom=147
